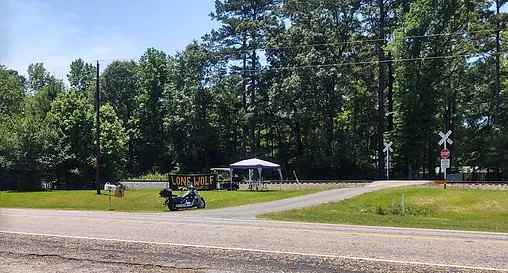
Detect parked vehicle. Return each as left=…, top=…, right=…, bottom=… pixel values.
left=159, top=186, right=206, bottom=211
left=210, top=168, right=239, bottom=190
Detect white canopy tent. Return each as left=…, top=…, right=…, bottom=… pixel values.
left=229, top=158, right=283, bottom=190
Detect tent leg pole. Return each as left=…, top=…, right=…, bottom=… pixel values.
left=229, top=169, right=233, bottom=191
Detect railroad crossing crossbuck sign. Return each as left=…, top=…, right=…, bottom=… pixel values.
left=383, top=142, right=393, bottom=153
left=438, top=130, right=453, bottom=148
left=383, top=142, right=393, bottom=180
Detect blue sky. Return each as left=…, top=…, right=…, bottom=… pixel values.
left=1, top=0, right=217, bottom=79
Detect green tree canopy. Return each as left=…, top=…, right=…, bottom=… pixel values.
left=0, top=66, right=25, bottom=117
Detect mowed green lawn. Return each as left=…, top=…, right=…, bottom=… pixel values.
left=261, top=186, right=508, bottom=233
left=0, top=189, right=319, bottom=212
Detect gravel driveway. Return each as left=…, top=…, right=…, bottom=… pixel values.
left=182, top=180, right=431, bottom=218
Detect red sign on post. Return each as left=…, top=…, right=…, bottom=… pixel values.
left=440, top=148, right=450, bottom=159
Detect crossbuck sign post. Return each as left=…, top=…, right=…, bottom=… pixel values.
left=438, top=130, right=453, bottom=180
left=383, top=142, right=393, bottom=180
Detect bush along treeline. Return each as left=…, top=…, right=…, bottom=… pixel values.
left=1, top=0, right=508, bottom=190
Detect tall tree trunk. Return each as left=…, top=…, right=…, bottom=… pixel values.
left=326, top=78, right=336, bottom=154
left=427, top=133, right=434, bottom=179
left=293, top=107, right=303, bottom=160
left=251, top=34, right=258, bottom=155
left=377, top=0, right=387, bottom=179
left=241, top=31, right=248, bottom=157
left=126, top=105, right=134, bottom=174
left=494, top=0, right=501, bottom=125
left=242, top=32, right=248, bottom=109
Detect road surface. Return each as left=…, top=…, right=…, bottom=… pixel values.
left=1, top=210, right=508, bottom=272
left=1, top=181, right=507, bottom=272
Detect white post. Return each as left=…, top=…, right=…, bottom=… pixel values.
left=443, top=137, right=446, bottom=180
left=386, top=150, right=390, bottom=180
left=383, top=142, right=392, bottom=181
left=108, top=189, right=112, bottom=210
left=444, top=140, right=448, bottom=180
left=278, top=168, right=283, bottom=191
left=229, top=168, right=233, bottom=191
left=215, top=170, right=220, bottom=190
left=248, top=169, right=253, bottom=190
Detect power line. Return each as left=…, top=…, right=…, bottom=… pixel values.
left=65, top=28, right=501, bottom=65
left=14, top=29, right=503, bottom=80
left=236, top=51, right=504, bottom=73
left=209, top=28, right=505, bottom=55
left=25, top=29, right=503, bottom=66
left=90, top=51, right=504, bottom=79
left=26, top=50, right=503, bottom=84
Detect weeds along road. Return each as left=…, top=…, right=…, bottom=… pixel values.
left=1, top=181, right=507, bottom=273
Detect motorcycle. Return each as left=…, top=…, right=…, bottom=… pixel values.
left=159, top=186, right=206, bottom=211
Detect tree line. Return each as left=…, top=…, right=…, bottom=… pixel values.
left=1, top=0, right=507, bottom=190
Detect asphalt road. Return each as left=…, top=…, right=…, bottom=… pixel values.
left=1, top=181, right=507, bottom=272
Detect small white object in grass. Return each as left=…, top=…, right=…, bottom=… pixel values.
left=104, top=183, right=117, bottom=191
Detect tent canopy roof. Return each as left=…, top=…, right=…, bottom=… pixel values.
left=230, top=158, right=280, bottom=169
left=210, top=168, right=231, bottom=172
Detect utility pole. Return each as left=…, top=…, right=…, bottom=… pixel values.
left=377, top=0, right=387, bottom=179
left=494, top=0, right=501, bottom=125
left=95, top=60, right=101, bottom=195
left=387, top=52, right=394, bottom=131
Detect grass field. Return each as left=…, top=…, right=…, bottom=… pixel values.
left=0, top=189, right=319, bottom=212
left=261, top=186, right=508, bottom=233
